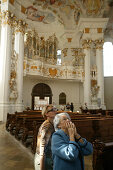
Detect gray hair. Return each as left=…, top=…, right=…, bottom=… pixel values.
left=53, top=112, right=71, bottom=131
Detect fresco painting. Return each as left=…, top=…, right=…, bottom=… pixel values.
left=26, top=6, right=55, bottom=24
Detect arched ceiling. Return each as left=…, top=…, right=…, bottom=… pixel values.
left=9, top=0, right=113, bottom=41
left=19, top=0, right=107, bottom=27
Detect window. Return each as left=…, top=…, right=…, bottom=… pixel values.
left=57, top=49, right=61, bottom=65
left=59, top=92, right=66, bottom=105
left=103, top=42, right=113, bottom=77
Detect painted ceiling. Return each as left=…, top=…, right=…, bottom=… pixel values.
left=13, top=0, right=113, bottom=39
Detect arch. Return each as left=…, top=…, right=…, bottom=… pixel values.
left=31, top=83, right=52, bottom=110
left=59, top=92, right=66, bottom=105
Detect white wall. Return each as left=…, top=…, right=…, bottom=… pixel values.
left=23, top=76, right=84, bottom=112
left=104, top=77, right=113, bottom=110
left=23, top=76, right=113, bottom=111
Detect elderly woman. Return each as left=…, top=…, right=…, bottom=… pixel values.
left=51, top=113, right=93, bottom=170
left=34, top=105, right=57, bottom=170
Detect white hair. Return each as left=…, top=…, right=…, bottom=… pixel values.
left=53, top=112, right=71, bottom=131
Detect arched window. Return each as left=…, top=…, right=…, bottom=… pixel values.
left=103, top=42, right=113, bottom=77
left=59, top=92, right=66, bottom=105
left=31, top=83, right=52, bottom=110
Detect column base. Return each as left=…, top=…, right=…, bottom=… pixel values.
left=0, top=103, right=16, bottom=122
left=0, top=103, right=24, bottom=122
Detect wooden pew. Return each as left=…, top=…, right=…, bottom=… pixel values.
left=6, top=111, right=113, bottom=166
left=93, top=140, right=113, bottom=170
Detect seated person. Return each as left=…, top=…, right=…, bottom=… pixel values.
left=66, top=102, right=70, bottom=111
left=51, top=112, right=93, bottom=170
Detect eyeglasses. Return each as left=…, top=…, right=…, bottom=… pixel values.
left=47, top=107, right=57, bottom=113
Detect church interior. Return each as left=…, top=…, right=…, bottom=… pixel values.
left=0, top=0, right=113, bottom=170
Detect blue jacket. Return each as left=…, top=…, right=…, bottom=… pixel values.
left=51, top=129, right=93, bottom=170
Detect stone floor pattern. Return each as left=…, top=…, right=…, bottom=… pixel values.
left=0, top=122, right=36, bottom=170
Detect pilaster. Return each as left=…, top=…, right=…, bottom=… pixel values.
left=0, top=11, right=14, bottom=121
left=82, top=39, right=92, bottom=107
left=14, top=19, right=27, bottom=111
left=95, top=39, right=105, bottom=109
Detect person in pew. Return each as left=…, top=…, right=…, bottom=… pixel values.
left=51, top=112, right=93, bottom=170
left=66, top=102, right=71, bottom=111
left=34, top=104, right=57, bottom=170
left=70, top=102, right=74, bottom=112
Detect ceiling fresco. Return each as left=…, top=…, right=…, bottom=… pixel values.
left=11, top=0, right=113, bottom=39
left=23, top=0, right=110, bottom=28
left=25, top=0, right=82, bottom=26
left=26, top=6, right=56, bottom=24
left=104, top=1, right=113, bottom=39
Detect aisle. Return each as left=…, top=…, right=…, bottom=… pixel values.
left=0, top=123, right=35, bottom=170
left=0, top=122, right=92, bottom=170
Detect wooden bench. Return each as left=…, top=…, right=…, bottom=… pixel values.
left=93, top=140, right=113, bottom=170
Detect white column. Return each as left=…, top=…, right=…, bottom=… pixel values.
left=14, top=20, right=26, bottom=111
left=95, top=40, right=105, bottom=109
left=82, top=40, right=92, bottom=107
left=0, top=11, right=13, bottom=121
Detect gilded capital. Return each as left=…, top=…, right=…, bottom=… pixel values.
left=82, top=39, right=92, bottom=49
left=1, top=11, right=15, bottom=26
left=94, top=39, right=104, bottom=50
left=14, top=19, right=27, bottom=34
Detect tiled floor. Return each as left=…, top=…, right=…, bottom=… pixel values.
left=0, top=123, right=35, bottom=170
left=0, top=122, right=93, bottom=170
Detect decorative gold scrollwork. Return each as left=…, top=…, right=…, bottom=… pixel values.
left=62, top=48, right=68, bottom=57
left=1, top=11, right=15, bottom=26
left=14, top=19, right=27, bottom=34
left=94, top=39, right=104, bottom=50
left=71, top=48, right=85, bottom=66
left=82, top=39, right=92, bottom=49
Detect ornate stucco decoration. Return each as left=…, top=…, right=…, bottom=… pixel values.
left=9, top=50, right=18, bottom=101
left=74, top=8, right=81, bottom=25
left=49, top=68, right=57, bottom=78
left=24, top=58, right=84, bottom=81
left=94, top=39, right=104, bottom=49
left=91, top=65, right=97, bottom=79
left=62, top=48, right=68, bottom=57
left=81, top=0, right=104, bottom=16
left=90, top=65, right=99, bottom=103
left=91, top=83, right=100, bottom=98
left=82, top=39, right=92, bottom=49
left=14, top=19, right=27, bottom=34
left=0, top=11, right=15, bottom=26
left=71, top=48, right=85, bottom=66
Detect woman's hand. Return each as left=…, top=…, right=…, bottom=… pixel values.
left=66, top=121, right=75, bottom=141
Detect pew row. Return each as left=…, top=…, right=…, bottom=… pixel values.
left=6, top=111, right=113, bottom=170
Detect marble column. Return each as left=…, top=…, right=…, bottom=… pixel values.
left=14, top=20, right=26, bottom=111
left=95, top=39, right=105, bottom=108
left=0, top=11, right=13, bottom=121
left=82, top=40, right=92, bottom=107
